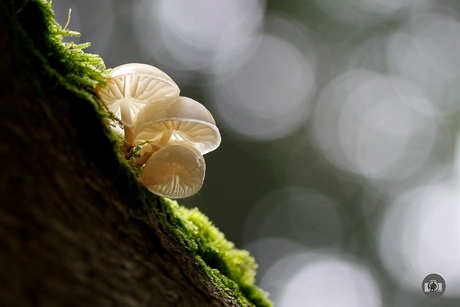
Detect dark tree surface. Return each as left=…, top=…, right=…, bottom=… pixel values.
left=0, top=1, right=240, bottom=306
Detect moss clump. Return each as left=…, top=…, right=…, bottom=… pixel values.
left=17, top=0, right=109, bottom=104
left=21, top=0, right=272, bottom=306
left=155, top=198, right=272, bottom=307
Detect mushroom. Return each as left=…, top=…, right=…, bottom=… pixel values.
left=139, top=143, right=206, bottom=199
left=133, top=96, right=221, bottom=155
left=97, top=63, right=180, bottom=145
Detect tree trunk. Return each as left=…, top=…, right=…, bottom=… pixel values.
left=0, top=1, right=241, bottom=306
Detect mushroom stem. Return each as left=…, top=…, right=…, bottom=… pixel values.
left=119, top=98, right=137, bottom=146
left=134, top=143, right=161, bottom=167
left=158, top=126, right=173, bottom=147
left=119, top=99, right=134, bottom=127
left=134, top=122, right=174, bottom=166
left=124, top=126, right=135, bottom=146
left=134, top=150, right=153, bottom=167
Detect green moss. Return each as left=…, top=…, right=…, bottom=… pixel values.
left=160, top=199, right=272, bottom=307
left=18, top=0, right=109, bottom=104
left=17, top=0, right=272, bottom=306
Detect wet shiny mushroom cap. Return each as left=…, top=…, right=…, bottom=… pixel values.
left=133, top=96, right=221, bottom=155
left=97, top=63, right=180, bottom=144
left=139, top=144, right=205, bottom=199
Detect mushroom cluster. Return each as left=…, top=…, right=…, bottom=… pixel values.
left=97, top=63, right=221, bottom=199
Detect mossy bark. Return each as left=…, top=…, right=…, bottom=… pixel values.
left=0, top=1, right=240, bottom=306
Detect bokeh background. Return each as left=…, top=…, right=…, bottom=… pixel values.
left=54, top=0, right=460, bottom=306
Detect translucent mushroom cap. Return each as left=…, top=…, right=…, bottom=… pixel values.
left=140, top=144, right=205, bottom=199
left=134, top=96, right=221, bottom=155
left=97, top=63, right=180, bottom=128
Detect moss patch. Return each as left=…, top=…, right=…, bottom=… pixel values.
left=155, top=197, right=272, bottom=307
left=15, top=0, right=109, bottom=103
left=16, top=0, right=271, bottom=306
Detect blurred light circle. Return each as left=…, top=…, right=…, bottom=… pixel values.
left=262, top=251, right=382, bottom=307
left=210, top=34, right=315, bottom=141
left=378, top=182, right=460, bottom=296
left=387, top=12, right=460, bottom=114
left=312, top=70, right=437, bottom=181
left=315, top=0, right=427, bottom=26
left=133, top=0, right=264, bottom=71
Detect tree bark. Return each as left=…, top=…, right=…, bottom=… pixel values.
left=0, top=1, right=240, bottom=306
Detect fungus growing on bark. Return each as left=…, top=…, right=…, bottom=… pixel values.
left=133, top=96, right=220, bottom=198
left=133, top=96, right=221, bottom=154
left=138, top=144, right=206, bottom=199
left=98, top=64, right=221, bottom=199
left=97, top=63, right=180, bottom=145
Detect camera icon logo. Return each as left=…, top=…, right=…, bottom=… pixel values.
left=422, top=274, right=445, bottom=298
left=424, top=280, right=442, bottom=292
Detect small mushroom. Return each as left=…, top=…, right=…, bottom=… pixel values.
left=97, top=63, right=180, bottom=145
left=133, top=96, right=221, bottom=155
left=139, top=143, right=206, bottom=199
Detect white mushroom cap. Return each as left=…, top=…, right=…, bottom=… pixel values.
left=133, top=96, right=221, bottom=154
left=139, top=144, right=205, bottom=199
left=97, top=63, right=180, bottom=144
